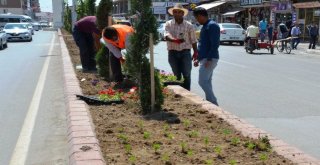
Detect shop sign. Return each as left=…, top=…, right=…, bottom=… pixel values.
left=153, top=7, right=167, bottom=14
left=240, top=0, right=262, bottom=6
left=314, top=10, right=320, bottom=16
left=271, top=2, right=292, bottom=11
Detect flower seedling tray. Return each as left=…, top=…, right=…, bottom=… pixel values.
left=76, top=94, right=124, bottom=105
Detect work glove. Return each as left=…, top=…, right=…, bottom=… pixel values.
left=192, top=51, right=198, bottom=61
left=172, top=38, right=184, bottom=44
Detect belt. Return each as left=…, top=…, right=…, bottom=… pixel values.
left=169, top=49, right=190, bottom=53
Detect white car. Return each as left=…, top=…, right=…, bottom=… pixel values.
left=3, top=23, right=32, bottom=42
left=0, top=30, right=8, bottom=50
left=219, top=23, right=246, bottom=46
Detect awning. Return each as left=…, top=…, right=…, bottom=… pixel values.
left=293, top=1, right=320, bottom=8
left=196, top=1, right=226, bottom=10
left=222, top=10, right=242, bottom=17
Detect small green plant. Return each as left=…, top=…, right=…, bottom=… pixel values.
left=245, top=141, right=256, bottom=150
left=182, top=119, right=191, bottom=128
left=259, top=153, right=268, bottom=162
left=118, top=127, right=125, bottom=133
left=187, top=149, right=193, bottom=157
left=231, top=137, right=240, bottom=146
left=214, top=146, right=222, bottom=156
left=143, top=131, right=151, bottom=139
left=187, top=130, right=199, bottom=138
left=180, top=141, right=188, bottom=153
left=205, top=159, right=214, bottom=165
left=137, top=120, right=144, bottom=132
left=222, top=129, right=232, bottom=136
left=152, top=143, right=161, bottom=153
left=256, top=136, right=272, bottom=151
left=128, top=155, right=137, bottom=164
left=118, top=134, right=128, bottom=144
left=204, top=136, right=209, bottom=150
left=164, top=132, right=174, bottom=140
left=124, top=144, right=132, bottom=154
left=161, top=153, right=170, bottom=162
left=229, top=159, right=237, bottom=165
left=163, top=123, right=170, bottom=131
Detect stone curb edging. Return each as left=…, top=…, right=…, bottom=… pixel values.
left=58, top=28, right=320, bottom=164
left=167, top=86, right=320, bottom=165
left=58, top=29, right=106, bottom=165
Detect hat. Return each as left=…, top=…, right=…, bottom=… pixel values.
left=168, top=3, right=188, bottom=16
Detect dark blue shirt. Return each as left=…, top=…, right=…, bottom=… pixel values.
left=198, top=19, right=220, bottom=60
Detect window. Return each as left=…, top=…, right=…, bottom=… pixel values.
left=9, top=18, right=20, bottom=22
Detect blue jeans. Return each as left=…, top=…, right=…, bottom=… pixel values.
left=168, top=50, right=192, bottom=90
left=198, top=58, right=218, bottom=105
left=291, top=37, right=300, bottom=49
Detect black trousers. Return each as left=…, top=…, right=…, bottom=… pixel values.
left=72, top=27, right=96, bottom=70
left=309, top=35, right=318, bottom=49
left=109, top=52, right=123, bottom=82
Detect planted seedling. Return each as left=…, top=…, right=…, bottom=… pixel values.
left=205, top=159, right=214, bottom=165
left=259, top=153, right=268, bottom=163
left=180, top=141, right=188, bottom=154
left=214, top=146, right=222, bottom=158
left=161, top=152, right=170, bottom=162
left=222, top=129, right=232, bottom=137
left=143, top=131, right=151, bottom=139
left=204, top=136, right=209, bottom=151
left=182, top=119, right=191, bottom=128
left=152, top=143, right=161, bottom=154
left=128, top=155, right=137, bottom=164
left=229, top=159, right=237, bottom=165
left=163, top=123, right=170, bottom=132
left=118, top=134, right=129, bottom=144
left=137, top=120, right=144, bottom=133
left=245, top=141, right=256, bottom=150
left=187, top=149, right=194, bottom=157
left=187, top=130, right=199, bottom=138
left=164, top=132, right=174, bottom=140
left=231, top=137, right=240, bottom=146
left=256, top=136, right=272, bottom=151
left=124, top=144, right=132, bottom=154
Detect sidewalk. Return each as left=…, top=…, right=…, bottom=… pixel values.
left=296, top=42, right=320, bottom=55
left=58, top=29, right=320, bottom=165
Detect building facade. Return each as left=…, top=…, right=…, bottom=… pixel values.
left=0, top=0, right=40, bottom=18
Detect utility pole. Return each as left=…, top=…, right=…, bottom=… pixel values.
left=72, top=0, right=77, bottom=29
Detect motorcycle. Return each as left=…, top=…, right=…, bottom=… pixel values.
left=245, top=37, right=274, bottom=54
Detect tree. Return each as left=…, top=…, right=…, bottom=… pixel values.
left=86, top=0, right=96, bottom=16
left=95, top=0, right=112, bottom=79
left=127, top=0, right=163, bottom=113
left=76, top=0, right=86, bottom=19
left=63, top=1, right=72, bottom=33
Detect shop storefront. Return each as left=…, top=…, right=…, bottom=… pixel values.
left=239, top=0, right=271, bottom=28
left=222, top=9, right=247, bottom=28
left=293, top=1, right=320, bottom=41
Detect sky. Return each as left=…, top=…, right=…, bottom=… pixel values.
left=39, top=0, right=102, bottom=12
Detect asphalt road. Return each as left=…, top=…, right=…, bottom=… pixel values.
left=153, top=41, right=320, bottom=159
left=0, top=30, right=67, bottom=165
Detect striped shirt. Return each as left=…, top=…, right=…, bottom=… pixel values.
left=164, top=19, right=197, bottom=51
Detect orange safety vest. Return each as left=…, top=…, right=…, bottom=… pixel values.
left=102, top=24, right=134, bottom=49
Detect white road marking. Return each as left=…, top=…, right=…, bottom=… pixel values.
left=219, top=60, right=247, bottom=68
left=9, top=34, right=56, bottom=165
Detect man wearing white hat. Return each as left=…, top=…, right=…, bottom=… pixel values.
left=164, top=3, right=198, bottom=91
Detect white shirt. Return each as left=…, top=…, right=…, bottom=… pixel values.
left=100, top=33, right=132, bottom=58
left=246, top=25, right=259, bottom=38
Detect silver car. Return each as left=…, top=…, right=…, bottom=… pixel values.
left=0, top=29, right=8, bottom=49
left=3, top=23, right=32, bottom=42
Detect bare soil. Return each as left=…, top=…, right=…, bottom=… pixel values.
left=61, top=29, right=294, bottom=165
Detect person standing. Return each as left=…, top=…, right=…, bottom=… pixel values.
left=291, top=22, right=301, bottom=49
left=308, top=22, right=319, bottom=49
left=164, top=3, right=198, bottom=91
left=278, top=21, right=289, bottom=50
left=267, top=22, right=273, bottom=43
left=193, top=7, right=220, bottom=106
left=259, top=19, right=267, bottom=42
left=72, top=16, right=100, bottom=73
left=101, top=24, right=134, bottom=82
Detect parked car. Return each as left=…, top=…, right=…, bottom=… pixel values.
left=157, top=23, right=165, bottom=41
left=32, top=22, right=41, bottom=31
left=0, top=30, right=8, bottom=49
left=21, top=23, right=34, bottom=35
left=3, top=23, right=32, bottom=42
left=219, top=23, right=246, bottom=46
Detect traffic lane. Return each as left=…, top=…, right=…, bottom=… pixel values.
left=26, top=32, right=67, bottom=164
left=0, top=31, right=57, bottom=165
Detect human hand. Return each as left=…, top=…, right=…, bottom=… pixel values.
left=119, top=57, right=126, bottom=64
left=192, top=51, right=198, bottom=61
left=193, top=60, right=199, bottom=67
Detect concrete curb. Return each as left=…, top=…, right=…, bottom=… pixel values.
left=167, top=86, right=320, bottom=165
left=58, top=29, right=106, bottom=165
left=59, top=28, right=319, bottom=164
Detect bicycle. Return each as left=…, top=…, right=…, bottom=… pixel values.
left=274, top=37, right=292, bottom=54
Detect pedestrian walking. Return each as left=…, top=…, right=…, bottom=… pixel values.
left=307, top=22, right=319, bottom=49
left=193, top=7, right=220, bottom=106
left=267, top=22, right=273, bottom=43
left=278, top=21, right=289, bottom=50
left=291, top=22, right=301, bottom=49
left=101, top=24, right=134, bottom=83
left=164, top=3, right=198, bottom=91
left=72, top=16, right=100, bottom=73
left=259, top=19, right=267, bottom=42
